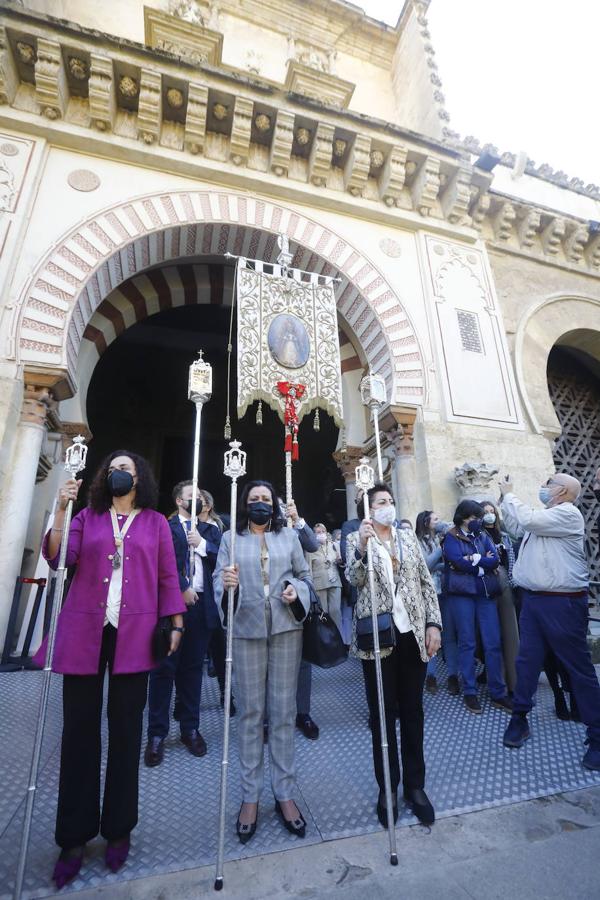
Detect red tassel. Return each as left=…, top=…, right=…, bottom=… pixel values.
left=292, top=442, right=299, bottom=461
left=285, top=431, right=292, bottom=453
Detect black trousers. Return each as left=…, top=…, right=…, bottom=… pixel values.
left=55, top=625, right=149, bottom=850
left=208, top=621, right=226, bottom=692
left=361, top=629, right=427, bottom=794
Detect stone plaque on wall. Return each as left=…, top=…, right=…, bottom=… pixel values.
left=421, top=236, right=521, bottom=428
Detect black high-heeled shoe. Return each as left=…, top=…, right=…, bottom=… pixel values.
left=236, top=803, right=258, bottom=844
left=275, top=799, right=306, bottom=837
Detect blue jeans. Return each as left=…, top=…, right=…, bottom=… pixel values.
left=514, top=591, right=600, bottom=748
left=451, top=593, right=507, bottom=699
left=439, top=594, right=458, bottom=678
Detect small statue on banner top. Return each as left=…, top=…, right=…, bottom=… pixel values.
left=277, top=381, right=305, bottom=460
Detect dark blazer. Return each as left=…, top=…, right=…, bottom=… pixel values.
left=168, top=515, right=222, bottom=629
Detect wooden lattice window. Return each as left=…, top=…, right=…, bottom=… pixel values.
left=547, top=350, right=600, bottom=601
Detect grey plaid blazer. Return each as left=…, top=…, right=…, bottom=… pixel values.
left=213, top=526, right=311, bottom=639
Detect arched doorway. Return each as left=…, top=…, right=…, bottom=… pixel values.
left=547, top=344, right=600, bottom=597
left=85, top=263, right=346, bottom=527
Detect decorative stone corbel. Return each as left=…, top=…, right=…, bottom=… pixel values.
left=378, top=405, right=416, bottom=457
left=21, top=383, right=54, bottom=428
left=492, top=201, right=516, bottom=241
left=541, top=216, right=566, bottom=256
left=563, top=222, right=589, bottom=263
left=230, top=96, right=253, bottom=166
left=34, top=38, right=68, bottom=120
left=307, top=121, right=334, bottom=187
left=0, top=26, right=18, bottom=106
left=411, top=155, right=440, bottom=217
left=440, top=166, right=471, bottom=224
left=378, top=144, right=407, bottom=207
left=343, top=134, right=371, bottom=197
left=137, top=68, right=162, bottom=144
left=516, top=208, right=540, bottom=249
left=584, top=234, right=600, bottom=270
left=332, top=445, right=365, bottom=481
left=88, top=53, right=116, bottom=132
left=184, top=83, right=208, bottom=154
left=454, top=461, right=499, bottom=499
left=468, top=188, right=490, bottom=232
left=269, top=109, right=294, bottom=176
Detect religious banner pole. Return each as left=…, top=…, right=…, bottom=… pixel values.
left=214, top=440, right=247, bottom=892
left=360, top=371, right=387, bottom=482
left=188, top=352, right=212, bottom=577
left=14, top=436, right=88, bottom=900
left=356, top=457, right=399, bottom=868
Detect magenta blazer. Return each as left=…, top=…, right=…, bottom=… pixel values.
left=38, top=507, right=186, bottom=675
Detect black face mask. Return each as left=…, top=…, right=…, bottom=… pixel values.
left=468, top=519, right=483, bottom=536
left=248, top=501, right=272, bottom=525
left=107, top=470, right=134, bottom=497
left=182, top=498, right=202, bottom=514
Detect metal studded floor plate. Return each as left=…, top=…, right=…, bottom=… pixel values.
left=1, top=660, right=600, bottom=898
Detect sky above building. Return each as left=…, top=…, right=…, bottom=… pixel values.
left=359, top=0, right=598, bottom=188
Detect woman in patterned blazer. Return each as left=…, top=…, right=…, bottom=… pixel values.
left=213, top=479, right=311, bottom=844
left=346, top=482, right=442, bottom=828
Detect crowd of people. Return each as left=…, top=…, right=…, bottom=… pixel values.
left=38, top=450, right=600, bottom=889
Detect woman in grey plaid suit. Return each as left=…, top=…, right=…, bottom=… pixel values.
left=213, top=480, right=311, bottom=844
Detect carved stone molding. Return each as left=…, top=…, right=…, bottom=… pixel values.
left=411, top=155, right=440, bottom=217
left=184, top=82, right=208, bottom=154
left=379, top=405, right=417, bottom=457
left=34, top=38, right=67, bottom=120
left=308, top=122, right=334, bottom=187
left=21, top=383, right=53, bottom=428
left=343, top=134, right=371, bottom=197
left=137, top=69, right=162, bottom=144
left=284, top=60, right=355, bottom=109
left=269, top=109, right=294, bottom=177
left=89, top=53, right=115, bottom=132
left=230, top=96, right=253, bottom=166
left=332, top=445, right=364, bottom=482
left=145, top=7, right=223, bottom=68
left=454, top=461, right=499, bottom=497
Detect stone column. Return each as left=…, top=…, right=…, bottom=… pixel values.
left=380, top=405, right=418, bottom=520
left=332, top=445, right=364, bottom=518
left=0, top=380, right=54, bottom=647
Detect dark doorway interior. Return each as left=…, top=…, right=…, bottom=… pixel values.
left=85, top=273, right=345, bottom=529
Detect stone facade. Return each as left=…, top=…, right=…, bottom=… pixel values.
left=0, top=0, right=598, bottom=642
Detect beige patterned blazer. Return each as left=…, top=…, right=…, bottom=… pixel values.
left=345, top=527, right=441, bottom=662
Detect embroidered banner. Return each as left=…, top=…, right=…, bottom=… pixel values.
left=236, top=260, right=343, bottom=427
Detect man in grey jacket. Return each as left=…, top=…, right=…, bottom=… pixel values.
left=500, top=473, right=600, bottom=770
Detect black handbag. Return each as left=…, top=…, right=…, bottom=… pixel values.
left=302, top=583, right=347, bottom=669
left=356, top=612, right=395, bottom=652
left=152, top=616, right=172, bottom=663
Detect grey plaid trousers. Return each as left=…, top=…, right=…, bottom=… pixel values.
left=233, top=604, right=302, bottom=802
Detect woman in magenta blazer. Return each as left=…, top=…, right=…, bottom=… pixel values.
left=40, top=450, right=185, bottom=889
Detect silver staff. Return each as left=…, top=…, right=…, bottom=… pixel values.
left=360, top=371, right=387, bottom=482
left=188, top=352, right=213, bottom=577
left=215, top=440, right=247, bottom=892
left=14, top=435, right=88, bottom=900
left=356, top=457, right=398, bottom=867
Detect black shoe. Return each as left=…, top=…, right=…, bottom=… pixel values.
left=236, top=804, right=258, bottom=844
left=554, top=693, right=571, bottom=720
left=491, top=695, right=514, bottom=714
left=447, top=675, right=460, bottom=696
left=220, top=693, right=237, bottom=717
left=476, top=668, right=487, bottom=685
left=404, top=788, right=435, bottom=826
left=425, top=675, right=438, bottom=695
left=275, top=800, right=306, bottom=837
left=144, top=736, right=165, bottom=767
left=464, top=695, right=482, bottom=714
left=181, top=730, right=207, bottom=757
left=296, top=714, right=319, bottom=740
left=376, top=790, right=398, bottom=828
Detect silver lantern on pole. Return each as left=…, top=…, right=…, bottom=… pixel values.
left=14, top=435, right=88, bottom=900
left=215, top=440, right=247, bottom=892
left=360, top=370, right=387, bottom=482
left=188, top=351, right=213, bottom=577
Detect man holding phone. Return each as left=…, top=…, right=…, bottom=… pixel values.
left=498, top=473, right=600, bottom=770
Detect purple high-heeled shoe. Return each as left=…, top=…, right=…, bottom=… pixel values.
left=52, top=846, right=84, bottom=889
left=105, top=836, right=130, bottom=873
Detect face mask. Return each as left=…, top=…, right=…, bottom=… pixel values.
left=468, top=518, right=483, bottom=536
left=483, top=513, right=496, bottom=526
left=248, top=501, right=272, bottom=525
left=433, top=520, right=447, bottom=534
left=316, top=533, right=327, bottom=545
left=373, top=505, right=396, bottom=527
left=107, top=470, right=134, bottom=497
left=181, top=498, right=202, bottom=514
left=538, top=487, right=553, bottom=507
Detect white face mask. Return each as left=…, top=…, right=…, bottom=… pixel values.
left=373, top=505, right=396, bottom=527
left=316, top=532, right=327, bottom=545
left=483, top=512, right=496, bottom=525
